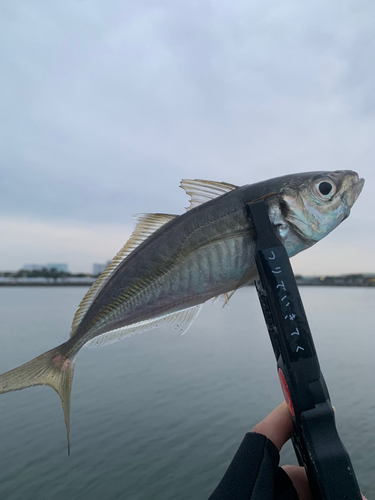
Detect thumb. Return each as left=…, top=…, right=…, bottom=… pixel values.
left=252, top=401, right=293, bottom=451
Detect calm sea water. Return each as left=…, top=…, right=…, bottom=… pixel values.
left=0, top=286, right=374, bottom=499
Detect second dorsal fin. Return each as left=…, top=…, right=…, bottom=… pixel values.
left=70, top=213, right=177, bottom=336
left=180, top=179, right=238, bottom=211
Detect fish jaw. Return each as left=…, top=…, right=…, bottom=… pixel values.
left=342, top=175, right=365, bottom=212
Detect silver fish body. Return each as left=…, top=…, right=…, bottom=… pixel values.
left=69, top=170, right=363, bottom=350
left=0, top=170, right=364, bottom=451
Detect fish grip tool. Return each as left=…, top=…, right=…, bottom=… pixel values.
left=247, top=201, right=362, bottom=500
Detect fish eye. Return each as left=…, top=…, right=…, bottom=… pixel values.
left=314, top=179, right=337, bottom=199
left=319, top=181, right=333, bottom=195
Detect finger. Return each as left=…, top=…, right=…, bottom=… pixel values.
left=251, top=401, right=294, bottom=451
left=282, top=465, right=313, bottom=500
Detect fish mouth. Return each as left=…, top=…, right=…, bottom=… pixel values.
left=352, top=177, right=365, bottom=203
left=342, top=173, right=365, bottom=208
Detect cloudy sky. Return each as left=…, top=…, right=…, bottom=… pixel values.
left=1, top=0, right=374, bottom=275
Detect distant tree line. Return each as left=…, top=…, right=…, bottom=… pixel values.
left=0, top=268, right=90, bottom=279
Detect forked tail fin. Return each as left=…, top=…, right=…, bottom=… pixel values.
left=0, top=343, right=76, bottom=454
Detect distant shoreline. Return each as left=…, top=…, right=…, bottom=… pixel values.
left=0, top=280, right=374, bottom=288
left=0, top=282, right=95, bottom=287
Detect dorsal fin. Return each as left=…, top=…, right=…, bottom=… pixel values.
left=180, top=179, right=238, bottom=211
left=70, top=213, right=177, bottom=336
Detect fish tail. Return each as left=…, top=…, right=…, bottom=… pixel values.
left=0, top=342, right=76, bottom=454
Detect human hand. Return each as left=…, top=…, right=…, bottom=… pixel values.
left=252, top=402, right=368, bottom=500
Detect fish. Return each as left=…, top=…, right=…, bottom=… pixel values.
left=0, top=170, right=364, bottom=452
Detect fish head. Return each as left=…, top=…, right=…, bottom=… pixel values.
left=275, top=170, right=364, bottom=254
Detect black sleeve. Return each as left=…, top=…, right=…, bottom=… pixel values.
left=208, top=432, right=299, bottom=500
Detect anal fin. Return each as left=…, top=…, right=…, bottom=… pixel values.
left=84, top=304, right=204, bottom=348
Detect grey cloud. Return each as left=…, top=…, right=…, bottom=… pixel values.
left=0, top=0, right=374, bottom=234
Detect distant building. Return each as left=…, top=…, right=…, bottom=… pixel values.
left=22, top=264, right=45, bottom=271
left=46, top=263, right=69, bottom=273
left=92, top=262, right=110, bottom=276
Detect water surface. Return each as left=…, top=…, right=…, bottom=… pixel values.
left=0, top=286, right=374, bottom=499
